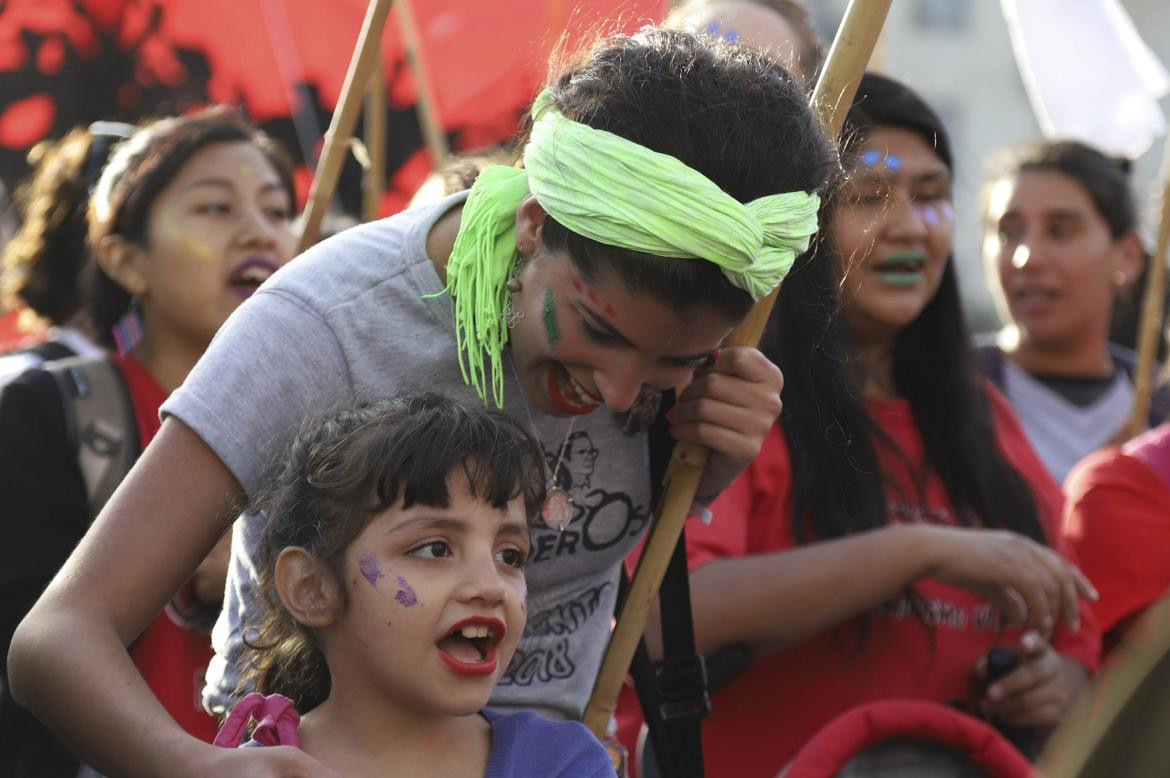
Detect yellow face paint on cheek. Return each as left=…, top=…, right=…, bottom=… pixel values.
left=178, top=234, right=220, bottom=262
left=154, top=209, right=220, bottom=263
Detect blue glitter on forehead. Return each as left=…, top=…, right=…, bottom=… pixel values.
left=724, top=30, right=741, bottom=42
left=858, top=149, right=902, bottom=171
left=704, top=21, right=721, bottom=36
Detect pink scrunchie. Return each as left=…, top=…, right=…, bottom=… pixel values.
left=213, top=692, right=301, bottom=748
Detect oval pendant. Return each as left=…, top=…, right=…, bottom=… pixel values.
left=542, top=487, right=575, bottom=531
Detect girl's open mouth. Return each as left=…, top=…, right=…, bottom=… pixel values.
left=547, top=363, right=602, bottom=415
left=436, top=618, right=504, bottom=676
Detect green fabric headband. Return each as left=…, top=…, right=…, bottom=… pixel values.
left=439, top=90, right=821, bottom=407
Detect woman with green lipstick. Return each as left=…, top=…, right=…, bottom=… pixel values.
left=9, top=28, right=835, bottom=777
left=622, top=73, right=1100, bottom=776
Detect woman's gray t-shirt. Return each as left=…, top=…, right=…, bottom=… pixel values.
left=162, top=192, right=651, bottom=720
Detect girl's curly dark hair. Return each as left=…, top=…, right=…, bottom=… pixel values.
left=240, top=392, right=546, bottom=712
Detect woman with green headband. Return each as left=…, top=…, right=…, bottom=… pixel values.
left=9, top=28, right=834, bottom=776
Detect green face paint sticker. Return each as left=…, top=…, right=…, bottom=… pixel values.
left=543, top=286, right=562, bottom=346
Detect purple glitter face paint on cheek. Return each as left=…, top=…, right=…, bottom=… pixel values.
left=358, top=553, right=383, bottom=587
left=394, top=575, right=418, bottom=607
left=520, top=583, right=529, bottom=613
left=915, top=204, right=940, bottom=226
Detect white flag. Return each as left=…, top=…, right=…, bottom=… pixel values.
left=1001, top=0, right=1169, bottom=158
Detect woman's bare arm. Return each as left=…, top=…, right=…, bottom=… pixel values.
left=658, top=523, right=1095, bottom=661
left=7, top=418, right=331, bottom=777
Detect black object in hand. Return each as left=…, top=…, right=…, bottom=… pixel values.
left=983, top=646, right=1038, bottom=762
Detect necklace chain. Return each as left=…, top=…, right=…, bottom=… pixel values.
left=506, top=348, right=580, bottom=530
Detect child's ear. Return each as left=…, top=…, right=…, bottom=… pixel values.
left=274, top=547, right=341, bottom=628
left=95, top=234, right=149, bottom=297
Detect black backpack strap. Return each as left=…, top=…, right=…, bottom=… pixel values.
left=625, top=389, right=708, bottom=778
left=24, top=340, right=77, bottom=363
left=44, top=357, right=140, bottom=521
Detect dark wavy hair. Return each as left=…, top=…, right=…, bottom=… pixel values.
left=999, top=140, right=1135, bottom=239
left=84, top=106, right=295, bottom=349
left=518, top=27, right=837, bottom=322
left=1, top=125, right=130, bottom=326
left=240, top=393, right=546, bottom=712
left=762, top=72, right=1048, bottom=553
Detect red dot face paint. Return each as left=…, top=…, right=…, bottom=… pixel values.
left=604, top=303, right=616, bottom=318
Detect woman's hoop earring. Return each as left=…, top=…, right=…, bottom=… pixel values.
left=112, top=297, right=145, bottom=357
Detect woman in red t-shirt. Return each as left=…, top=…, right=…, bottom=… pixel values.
left=0, top=108, right=297, bottom=774
left=1064, top=422, right=1170, bottom=653
left=621, top=73, right=1101, bottom=778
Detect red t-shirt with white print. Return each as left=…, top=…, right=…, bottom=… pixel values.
left=617, top=386, right=1099, bottom=778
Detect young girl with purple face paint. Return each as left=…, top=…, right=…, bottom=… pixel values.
left=221, top=393, right=613, bottom=777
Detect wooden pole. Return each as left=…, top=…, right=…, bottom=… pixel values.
left=1126, top=131, right=1170, bottom=438
left=363, top=53, right=387, bottom=223
left=394, top=0, right=449, bottom=166
left=296, top=0, right=393, bottom=253
left=582, top=0, right=894, bottom=739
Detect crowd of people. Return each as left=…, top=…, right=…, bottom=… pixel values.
left=1, top=1, right=1167, bottom=777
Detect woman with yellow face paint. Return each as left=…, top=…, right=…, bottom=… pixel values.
left=0, top=107, right=296, bottom=775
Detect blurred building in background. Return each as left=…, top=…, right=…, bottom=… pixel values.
left=810, top=0, right=1170, bottom=332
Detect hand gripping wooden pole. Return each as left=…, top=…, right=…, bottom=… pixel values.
left=1126, top=131, right=1170, bottom=438
left=582, top=0, right=894, bottom=739
left=296, top=0, right=394, bottom=252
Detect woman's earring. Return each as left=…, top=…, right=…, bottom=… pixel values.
left=502, top=276, right=524, bottom=328
left=111, top=297, right=145, bottom=357
left=502, top=249, right=527, bottom=329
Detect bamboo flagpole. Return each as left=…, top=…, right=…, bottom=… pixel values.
left=581, top=0, right=894, bottom=739
left=1126, top=131, right=1170, bottom=438
left=363, top=53, right=387, bottom=223
left=395, top=0, right=449, bottom=166
left=296, top=0, right=394, bottom=252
